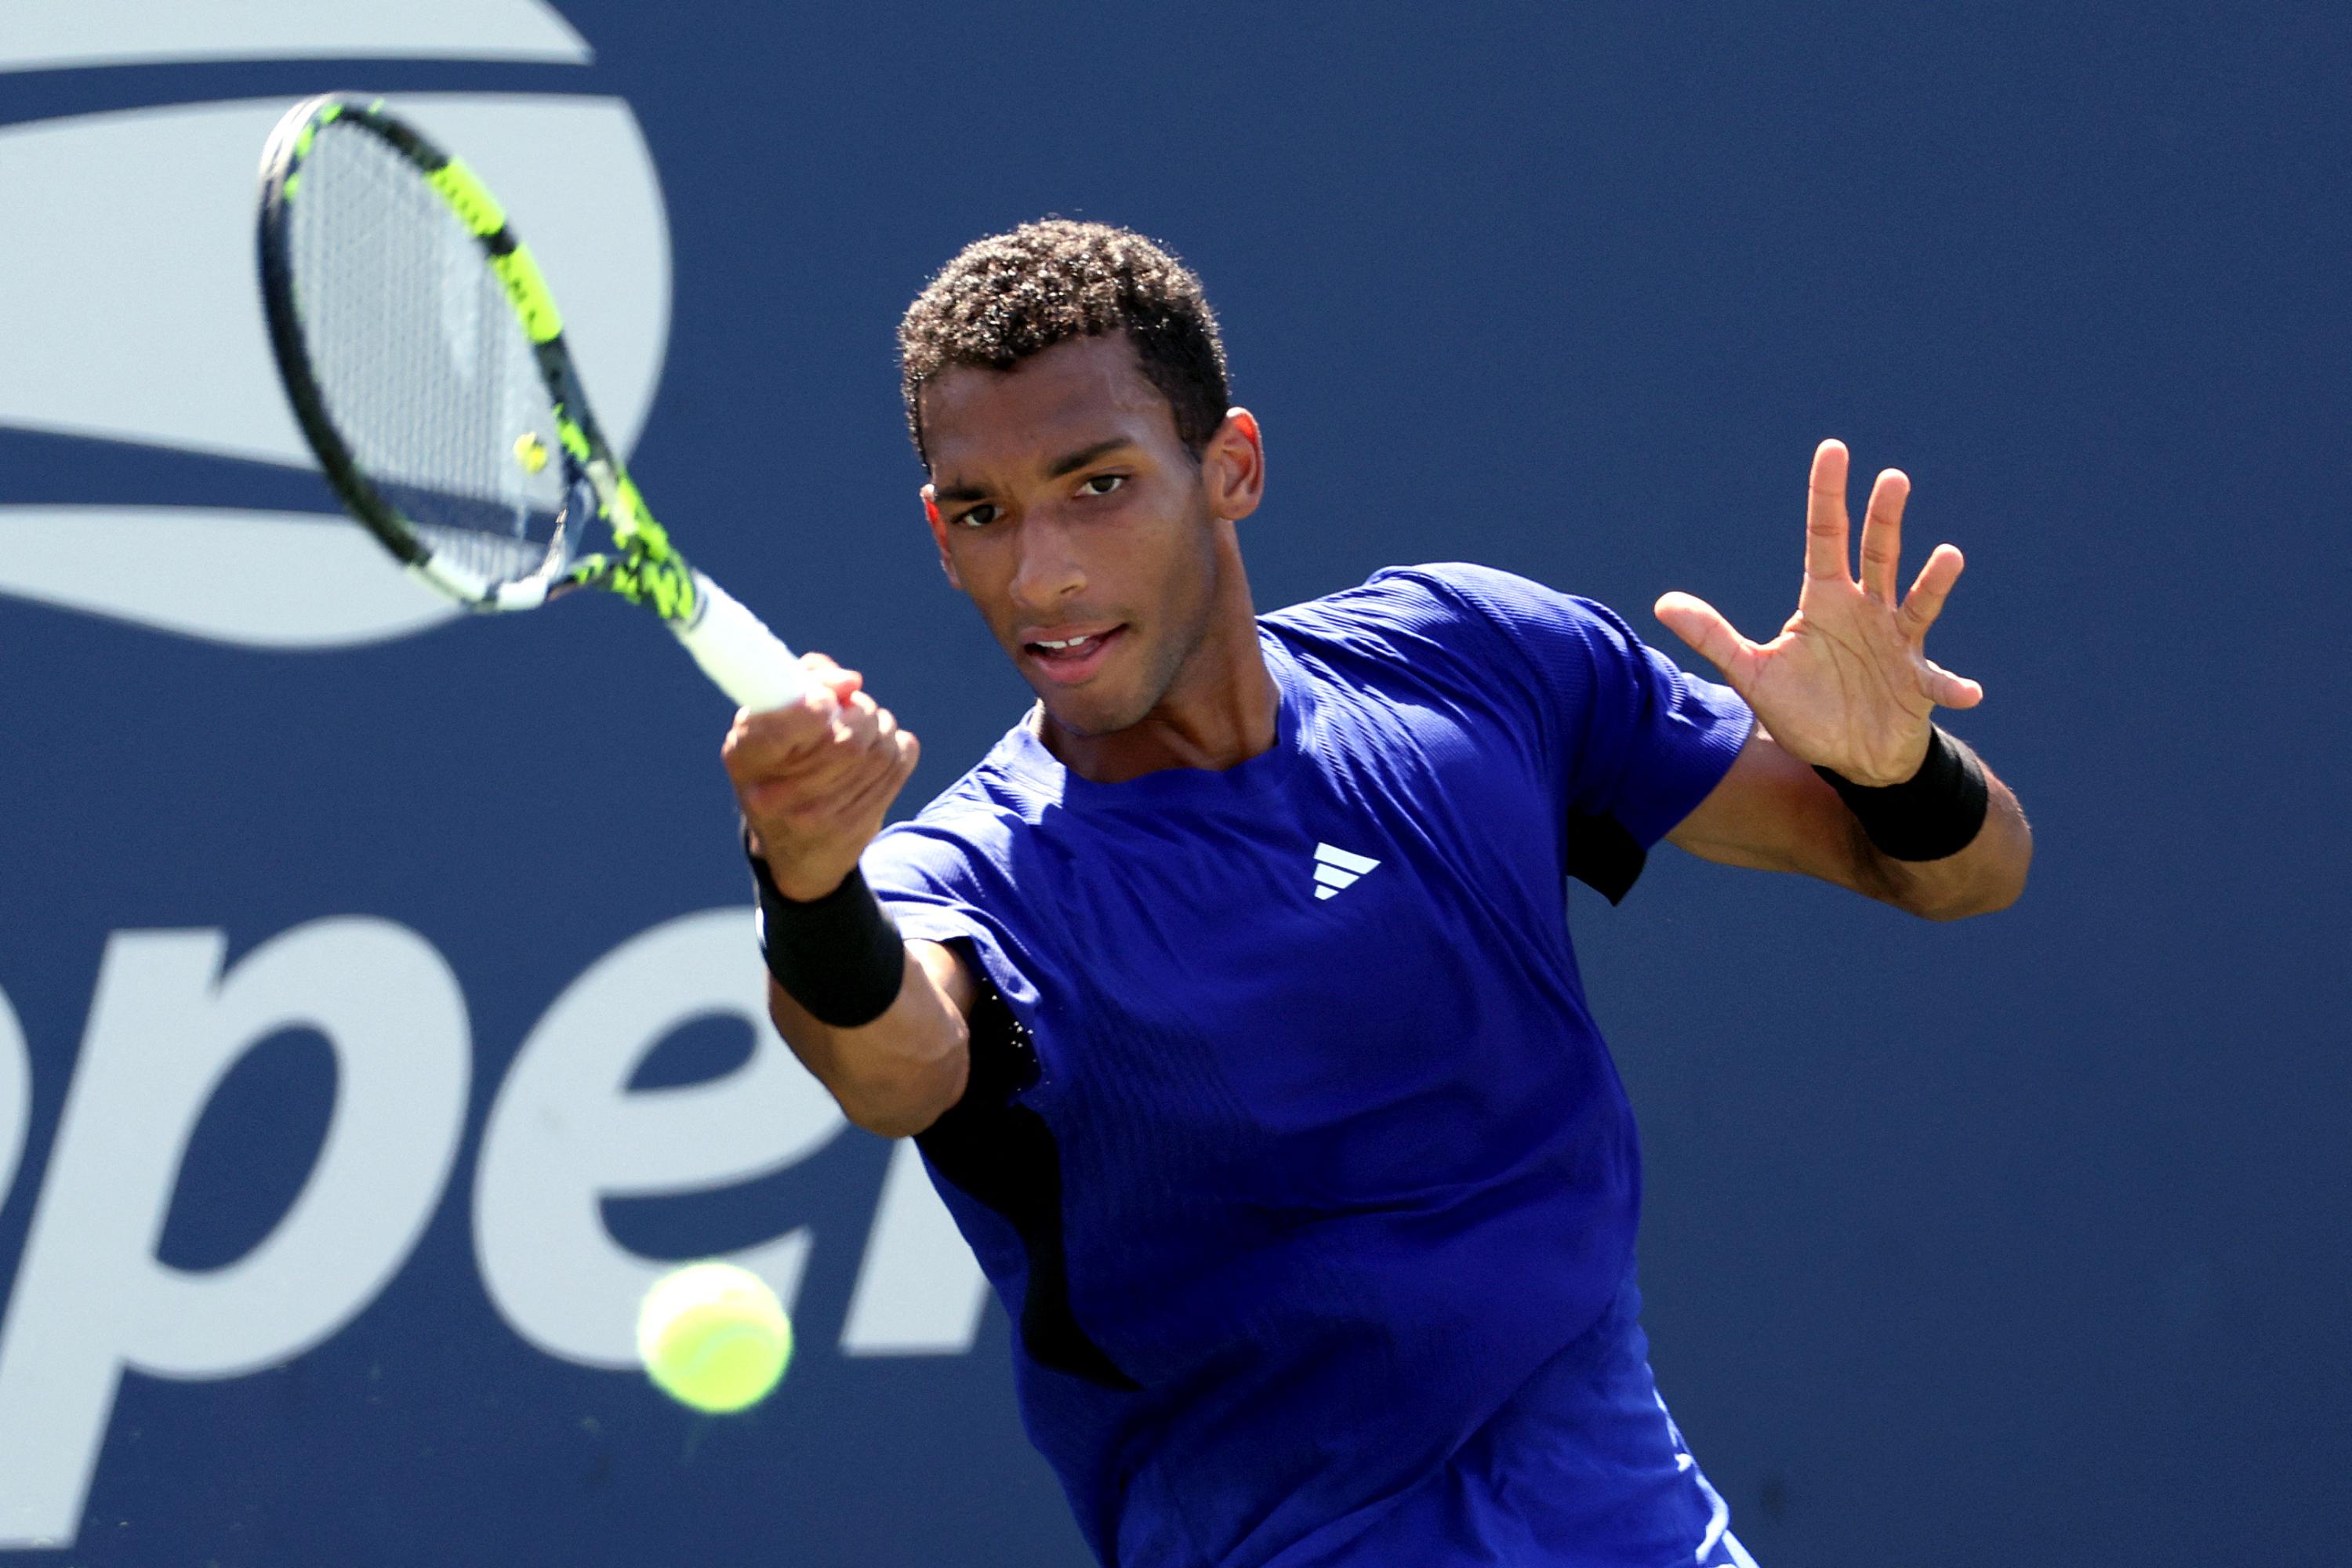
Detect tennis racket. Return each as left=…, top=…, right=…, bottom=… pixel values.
left=256, top=93, right=805, bottom=710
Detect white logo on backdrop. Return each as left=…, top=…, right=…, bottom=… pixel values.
left=0, top=915, right=993, bottom=1550
left=0, top=8, right=996, bottom=1553
left=0, top=2, right=668, bottom=647
left=0, top=0, right=593, bottom=73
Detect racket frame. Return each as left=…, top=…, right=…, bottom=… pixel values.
left=256, top=94, right=805, bottom=709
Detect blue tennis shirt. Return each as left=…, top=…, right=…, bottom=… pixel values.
left=864, top=564, right=1755, bottom=1567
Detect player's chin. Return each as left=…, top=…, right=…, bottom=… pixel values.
left=1027, top=665, right=1161, bottom=739
left=1036, top=692, right=1149, bottom=739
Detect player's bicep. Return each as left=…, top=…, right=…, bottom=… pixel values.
left=1665, top=725, right=1876, bottom=891
left=909, top=936, right=980, bottom=1018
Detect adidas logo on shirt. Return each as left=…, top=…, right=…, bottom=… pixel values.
left=1312, top=843, right=1381, bottom=900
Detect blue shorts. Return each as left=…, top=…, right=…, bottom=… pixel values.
left=1266, top=1276, right=1757, bottom=1567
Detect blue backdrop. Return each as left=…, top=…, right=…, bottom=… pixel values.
left=1, top=4, right=2343, bottom=1564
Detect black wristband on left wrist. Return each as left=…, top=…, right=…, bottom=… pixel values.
left=1813, top=725, right=1991, bottom=862
left=746, top=837, right=906, bottom=1028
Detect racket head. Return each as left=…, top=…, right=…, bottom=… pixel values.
left=257, top=95, right=617, bottom=612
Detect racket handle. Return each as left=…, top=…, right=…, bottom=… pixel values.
left=673, top=572, right=808, bottom=711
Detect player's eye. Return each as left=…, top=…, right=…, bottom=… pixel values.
left=955, top=503, right=1001, bottom=528
left=1078, top=474, right=1126, bottom=498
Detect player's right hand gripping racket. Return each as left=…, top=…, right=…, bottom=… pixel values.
left=257, top=94, right=806, bottom=710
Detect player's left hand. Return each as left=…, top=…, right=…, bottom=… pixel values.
left=1653, top=439, right=1984, bottom=786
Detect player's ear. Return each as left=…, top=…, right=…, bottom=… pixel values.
left=921, top=484, right=963, bottom=589
left=1203, top=408, right=1264, bottom=524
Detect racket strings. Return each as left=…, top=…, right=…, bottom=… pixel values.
left=287, top=123, right=571, bottom=589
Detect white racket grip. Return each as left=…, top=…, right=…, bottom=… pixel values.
left=672, top=572, right=808, bottom=711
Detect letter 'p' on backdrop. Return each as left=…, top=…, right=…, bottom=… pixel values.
left=0, top=3, right=2341, bottom=1565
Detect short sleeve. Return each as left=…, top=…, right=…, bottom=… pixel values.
left=1370, top=564, right=1752, bottom=891
left=860, top=810, right=1043, bottom=1014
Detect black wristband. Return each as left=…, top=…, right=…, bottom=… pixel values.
left=1813, top=725, right=1991, bottom=862
left=746, top=842, right=906, bottom=1028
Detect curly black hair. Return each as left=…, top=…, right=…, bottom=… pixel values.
left=898, top=220, right=1231, bottom=468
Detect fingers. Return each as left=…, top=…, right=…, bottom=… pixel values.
left=735, top=701, right=919, bottom=851
left=834, top=724, right=921, bottom=825
left=1898, top=545, right=1980, bottom=708
left=722, top=657, right=917, bottom=899
left=800, top=649, right=862, bottom=699
left=722, top=680, right=906, bottom=811
left=1922, top=657, right=1984, bottom=710
left=1897, top=543, right=1965, bottom=641
left=779, top=731, right=911, bottom=835
left=722, top=652, right=858, bottom=768
left=1653, top=591, right=1757, bottom=691
left=1858, top=467, right=1909, bottom=604
left=1805, top=439, right=1851, bottom=583
left=759, top=695, right=893, bottom=795
left=724, top=684, right=844, bottom=780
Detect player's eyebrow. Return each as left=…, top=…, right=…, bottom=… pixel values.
left=1044, top=437, right=1134, bottom=480
left=932, top=437, right=1136, bottom=505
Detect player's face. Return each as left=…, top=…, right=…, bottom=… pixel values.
left=920, top=334, right=1254, bottom=738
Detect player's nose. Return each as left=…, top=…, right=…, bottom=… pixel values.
left=1007, top=514, right=1087, bottom=612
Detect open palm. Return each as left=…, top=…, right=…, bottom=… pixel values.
left=1655, top=440, right=1982, bottom=787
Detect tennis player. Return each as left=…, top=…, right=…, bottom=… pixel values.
left=724, top=221, right=2031, bottom=1568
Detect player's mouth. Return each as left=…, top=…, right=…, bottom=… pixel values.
left=1020, top=624, right=1126, bottom=684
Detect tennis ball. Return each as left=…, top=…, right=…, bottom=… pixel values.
left=513, top=431, right=550, bottom=474
left=634, top=1261, right=793, bottom=1414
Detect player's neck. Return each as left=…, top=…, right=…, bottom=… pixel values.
left=1040, top=544, right=1276, bottom=785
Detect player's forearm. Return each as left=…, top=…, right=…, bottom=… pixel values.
left=1668, top=727, right=2031, bottom=919
left=768, top=942, right=971, bottom=1137
left=1855, top=767, right=2032, bottom=920
left=724, top=659, right=934, bottom=1121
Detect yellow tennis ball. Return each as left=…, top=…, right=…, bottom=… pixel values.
left=513, top=432, right=550, bottom=474
left=634, top=1261, right=793, bottom=1414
